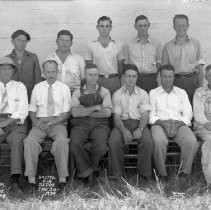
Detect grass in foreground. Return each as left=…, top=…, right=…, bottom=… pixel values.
left=0, top=165, right=211, bottom=209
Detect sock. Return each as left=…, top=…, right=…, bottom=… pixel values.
left=28, top=177, right=36, bottom=184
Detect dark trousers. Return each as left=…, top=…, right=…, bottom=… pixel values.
left=108, top=119, right=154, bottom=177
left=70, top=117, right=110, bottom=178
left=136, top=73, right=158, bottom=93
left=174, top=73, right=198, bottom=104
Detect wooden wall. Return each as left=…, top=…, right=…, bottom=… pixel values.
left=0, top=0, right=210, bottom=67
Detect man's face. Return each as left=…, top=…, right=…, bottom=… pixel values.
left=56, top=35, right=72, bottom=53
left=96, top=20, right=112, bottom=38
left=173, top=18, right=189, bottom=37
left=85, top=68, right=99, bottom=86
left=206, top=70, right=211, bottom=86
left=123, top=70, right=138, bottom=88
left=11, top=34, right=28, bottom=52
left=134, top=19, right=150, bottom=36
left=0, top=64, right=14, bottom=84
left=160, top=69, right=175, bottom=89
left=43, top=62, right=58, bottom=84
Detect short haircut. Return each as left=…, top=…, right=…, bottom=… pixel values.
left=42, top=60, right=58, bottom=70
left=85, top=63, right=98, bottom=70
left=135, top=15, right=149, bottom=24
left=57, top=30, right=73, bottom=41
left=97, top=16, right=112, bottom=25
left=159, top=64, right=175, bottom=74
left=173, top=14, right=189, bottom=25
left=11, top=30, right=30, bottom=41
left=122, top=64, right=138, bottom=75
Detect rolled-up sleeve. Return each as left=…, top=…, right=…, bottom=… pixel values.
left=140, top=91, right=151, bottom=113
left=156, top=43, right=162, bottom=64
left=180, top=90, right=193, bottom=126
left=71, top=90, right=81, bottom=108
left=193, top=88, right=209, bottom=124
left=62, top=86, right=72, bottom=112
left=149, top=90, right=159, bottom=124
left=112, top=91, right=122, bottom=116
left=117, top=42, right=124, bottom=60
left=11, top=83, right=29, bottom=123
left=196, top=40, right=205, bottom=66
left=29, top=86, right=38, bottom=113
left=101, top=88, right=112, bottom=110
left=162, top=44, right=170, bottom=65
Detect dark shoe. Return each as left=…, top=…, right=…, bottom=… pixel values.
left=84, top=173, right=94, bottom=188
left=27, top=183, right=36, bottom=196
left=158, top=175, right=169, bottom=182
left=9, top=182, right=22, bottom=197
left=178, top=172, right=190, bottom=191
left=58, top=182, right=67, bottom=194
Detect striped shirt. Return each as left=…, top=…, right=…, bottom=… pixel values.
left=84, top=38, right=124, bottom=75
left=162, top=37, right=205, bottom=74
left=112, top=85, right=151, bottom=120
left=124, top=36, right=162, bottom=73
left=45, top=51, right=85, bottom=91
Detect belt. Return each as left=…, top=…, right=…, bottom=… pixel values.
left=99, top=74, right=119, bottom=78
left=175, top=72, right=197, bottom=77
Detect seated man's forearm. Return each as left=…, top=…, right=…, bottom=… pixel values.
left=72, top=106, right=95, bottom=117
left=114, top=114, right=126, bottom=133
left=48, top=112, right=70, bottom=126
left=0, top=118, right=19, bottom=128
left=89, top=108, right=111, bottom=118
left=138, top=111, right=149, bottom=129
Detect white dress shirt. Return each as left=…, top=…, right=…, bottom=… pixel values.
left=149, top=86, right=193, bottom=126
left=0, top=80, right=28, bottom=124
left=46, top=51, right=85, bottom=90
left=84, top=39, right=124, bottom=75
left=29, top=80, right=71, bottom=117
left=112, top=85, right=151, bottom=120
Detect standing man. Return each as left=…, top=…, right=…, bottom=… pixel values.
left=7, top=30, right=42, bottom=100
left=46, top=30, right=85, bottom=93
left=70, top=64, right=112, bottom=185
left=124, top=15, right=162, bottom=93
left=85, top=16, right=124, bottom=95
left=108, top=64, right=154, bottom=180
left=149, top=64, right=199, bottom=181
left=24, top=60, right=71, bottom=193
left=162, top=14, right=205, bottom=103
left=193, top=64, right=211, bottom=184
left=0, top=57, right=28, bottom=194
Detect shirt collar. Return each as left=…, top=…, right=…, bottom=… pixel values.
left=45, top=80, right=57, bottom=90
left=122, top=85, right=138, bottom=95
left=0, top=80, right=13, bottom=88
left=94, top=37, right=115, bottom=43
left=173, top=35, right=190, bottom=44
left=82, top=83, right=99, bottom=92
left=11, top=49, right=29, bottom=57
left=134, top=36, right=152, bottom=44
left=159, top=86, right=178, bottom=94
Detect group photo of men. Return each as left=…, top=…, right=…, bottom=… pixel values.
left=0, top=13, right=210, bottom=197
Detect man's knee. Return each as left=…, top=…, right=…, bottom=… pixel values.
left=108, top=128, right=123, bottom=148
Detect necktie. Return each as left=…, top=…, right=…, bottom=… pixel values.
left=47, top=85, right=55, bottom=117
left=0, top=85, right=8, bottom=113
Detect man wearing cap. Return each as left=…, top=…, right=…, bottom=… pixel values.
left=108, top=64, right=154, bottom=181
left=85, top=16, right=124, bottom=95
left=124, top=15, right=162, bottom=93
left=162, top=14, right=205, bottom=103
left=24, top=60, right=71, bottom=193
left=70, top=63, right=112, bottom=185
left=149, top=64, right=199, bottom=183
left=0, top=57, right=28, bottom=194
left=46, top=30, right=85, bottom=93
left=193, top=64, right=211, bottom=184
left=7, top=29, right=42, bottom=100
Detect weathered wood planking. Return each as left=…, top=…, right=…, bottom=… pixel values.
left=0, top=0, right=210, bottom=67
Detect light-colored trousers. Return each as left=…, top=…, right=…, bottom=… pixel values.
left=151, top=125, right=199, bottom=176
left=24, top=124, right=69, bottom=178
left=195, top=127, right=211, bottom=184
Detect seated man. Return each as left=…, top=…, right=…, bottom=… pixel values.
left=149, top=64, right=199, bottom=180
left=24, top=60, right=71, bottom=193
left=193, top=64, right=211, bottom=184
left=70, top=64, right=112, bottom=185
left=0, top=57, right=28, bottom=194
left=108, top=64, right=154, bottom=181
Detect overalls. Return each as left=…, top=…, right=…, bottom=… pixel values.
left=70, top=85, right=110, bottom=178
